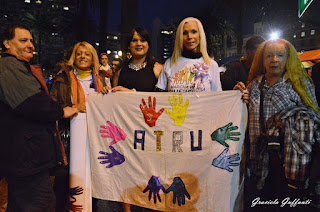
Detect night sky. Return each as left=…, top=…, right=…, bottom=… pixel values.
left=105, top=0, right=315, bottom=34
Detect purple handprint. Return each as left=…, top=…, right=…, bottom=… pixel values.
left=98, top=146, right=125, bottom=168
left=143, top=176, right=165, bottom=203
left=100, top=121, right=127, bottom=145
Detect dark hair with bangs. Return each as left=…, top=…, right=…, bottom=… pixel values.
left=126, top=27, right=151, bottom=60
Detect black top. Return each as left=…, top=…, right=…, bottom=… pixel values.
left=220, top=60, right=249, bottom=90
left=118, top=59, right=157, bottom=92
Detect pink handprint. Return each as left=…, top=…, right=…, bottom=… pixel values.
left=99, top=121, right=127, bottom=145
left=140, top=96, right=164, bottom=127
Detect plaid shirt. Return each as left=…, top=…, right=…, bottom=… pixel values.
left=276, top=106, right=320, bottom=187
left=247, top=75, right=318, bottom=189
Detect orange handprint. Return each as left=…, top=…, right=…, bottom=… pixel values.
left=140, top=96, right=164, bottom=127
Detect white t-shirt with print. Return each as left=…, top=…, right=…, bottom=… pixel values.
left=156, top=57, right=222, bottom=92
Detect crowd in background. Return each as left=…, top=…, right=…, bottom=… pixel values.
left=0, top=15, right=320, bottom=212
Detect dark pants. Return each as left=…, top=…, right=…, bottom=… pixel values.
left=54, top=174, right=69, bottom=212
left=245, top=151, right=316, bottom=212
left=6, top=171, right=55, bottom=212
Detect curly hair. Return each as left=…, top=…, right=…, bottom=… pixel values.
left=248, top=39, right=318, bottom=112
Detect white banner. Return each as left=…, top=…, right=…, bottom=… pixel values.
left=86, top=91, right=247, bottom=211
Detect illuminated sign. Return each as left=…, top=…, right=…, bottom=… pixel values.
left=299, top=0, right=313, bottom=18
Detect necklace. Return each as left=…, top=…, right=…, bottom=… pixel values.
left=129, top=61, right=147, bottom=71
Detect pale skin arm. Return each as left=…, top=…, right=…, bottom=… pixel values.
left=153, top=62, right=163, bottom=79
left=233, top=81, right=249, bottom=104
left=63, top=106, right=79, bottom=118
left=111, top=86, right=136, bottom=92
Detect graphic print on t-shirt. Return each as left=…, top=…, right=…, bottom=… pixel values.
left=169, top=62, right=209, bottom=92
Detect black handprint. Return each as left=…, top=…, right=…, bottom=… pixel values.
left=166, top=177, right=190, bottom=206
left=69, top=186, right=84, bottom=201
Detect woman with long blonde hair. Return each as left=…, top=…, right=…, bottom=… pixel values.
left=156, top=17, right=221, bottom=92
left=50, top=41, right=108, bottom=211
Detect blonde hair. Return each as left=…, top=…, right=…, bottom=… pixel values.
left=171, top=17, right=211, bottom=66
left=248, top=39, right=318, bottom=112
left=67, top=41, right=100, bottom=76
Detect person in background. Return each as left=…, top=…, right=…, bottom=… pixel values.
left=156, top=17, right=221, bottom=92
left=221, top=36, right=265, bottom=90
left=110, top=57, right=123, bottom=87
left=112, top=27, right=163, bottom=92
left=50, top=41, right=108, bottom=212
left=235, top=38, right=319, bottom=211
left=99, top=53, right=112, bottom=88
left=0, top=25, right=78, bottom=211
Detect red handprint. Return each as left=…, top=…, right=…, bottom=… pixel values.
left=100, top=121, right=127, bottom=145
left=140, top=96, right=164, bottom=127
left=70, top=200, right=83, bottom=212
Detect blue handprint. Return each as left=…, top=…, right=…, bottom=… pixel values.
left=211, top=122, right=241, bottom=147
left=143, top=176, right=165, bottom=203
left=212, top=148, right=240, bottom=172
left=98, top=146, right=125, bottom=168
left=165, top=177, right=190, bottom=206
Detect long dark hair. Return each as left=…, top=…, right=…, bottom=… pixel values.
left=125, top=27, right=153, bottom=64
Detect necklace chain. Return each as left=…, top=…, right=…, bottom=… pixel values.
left=129, top=62, right=147, bottom=71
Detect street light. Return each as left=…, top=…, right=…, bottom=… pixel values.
left=269, top=31, right=281, bottom=40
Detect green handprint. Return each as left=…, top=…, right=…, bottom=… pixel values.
left=165, top=94, right=190, bottom=126
left=210, top=122, right=241, bottom=147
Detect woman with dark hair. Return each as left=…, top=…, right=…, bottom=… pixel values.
left=111, top=27, right=163, bottom=92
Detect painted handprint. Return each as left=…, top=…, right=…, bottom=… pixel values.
left=143, top=175, right=165, bottom=203
left=212, top=148, right=240, bottom=172
left=98, top=146, right=125, bottom=168
left=69, top=186, right=84, bottom=201
left=100, top=121, right=127, bottom=145
left=70, top=200, right=83, bottom=212
left=211, top=122, right=241, bottom=147
left=166, top=177, right=190, bottom=206
left=69, top=186, right=83, bottom=211
left=140, top=96, right=164, bottom=127
left=165, top=94, right=190, bottom=126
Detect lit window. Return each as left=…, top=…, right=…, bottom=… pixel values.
left=107, top=36, right=110, bottom=39
left=311, top=30, right=315, bottom=35
left=113, top=36, right=118, bottom=40
left=301, top=31, right=305, bottom=37
left=293, top=34, right=296, bottom=38
left=25, top=0, right=30, bottom=3
left=35, top=0, right=42, bottom=4
left=63, top=7, right=69, bottom=11
left=4, top=15, right=8, bottom=18
left=302, top=23, right=305, bottom=28
left=107, top=50, right=111, bottom=54
left=96, top=43, right=99, bottom=46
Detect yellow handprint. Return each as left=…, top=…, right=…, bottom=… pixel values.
left=165, top=94, right=190, bottom=126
